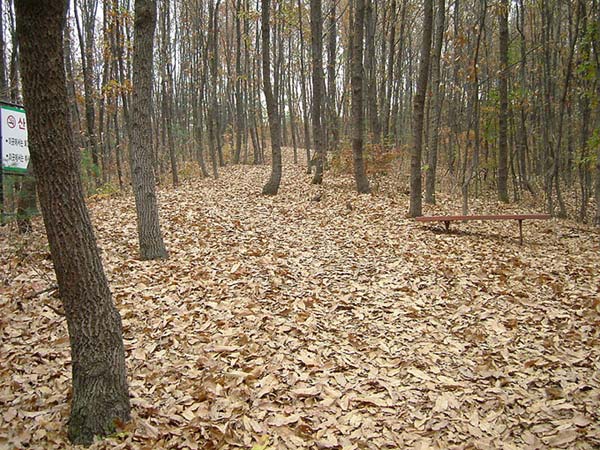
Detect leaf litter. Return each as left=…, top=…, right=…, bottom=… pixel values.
left=1, top=151, right=599, bottom=449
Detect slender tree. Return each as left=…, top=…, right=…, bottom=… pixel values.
left=130, top=0, right=168, bottom=259
left=261, top=0, right=282, bottom=195
left=15, top=0, right=131, bottom=444
left=351, top=0, right=370, bottom=193
left=408, top=0, right=433, bottom=217
left=425, top=0, right=446, bottom=204
left=310, top=0, right=326, bottom=184
left=497, top=0, right=509, bottom=202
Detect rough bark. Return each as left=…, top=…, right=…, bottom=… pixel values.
left=234, top=0, right=244, bottom=164
left=74, top=0, right=100, bottom=185
left=365, top=0, right=380, bottom=144
left=261, top=0, right=282, bottom=195
left=326, top=0, right=338, bottom=154
left=15, top=0, right=131, bottom=444
left=425, top=0, right=445, bottom=204
left=408, top=0, right=433, bottom=217
left=351, top=0, right=370, bottom=193
left=297, top=0, right=312, bottom=172
left=0, top=0, right=7, bottom=96
left=130, top=0, right=168, bottom=260
left=497, top=0, right=509, bottom=202
left=310, top=0, right=326, bottom=184
left=16, top=162, right=36, bottom=233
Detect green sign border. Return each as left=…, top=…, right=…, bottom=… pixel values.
left=1, top=103, right=28, bottom=173
left=1, top=104, right=26, bottom=113
left=3, top=167, right=28, bottom=174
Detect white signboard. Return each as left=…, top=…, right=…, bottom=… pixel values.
left=1, top=104, right=30, bottom=174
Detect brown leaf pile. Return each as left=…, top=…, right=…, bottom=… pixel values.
left=1, top=152, right=600, bottom=449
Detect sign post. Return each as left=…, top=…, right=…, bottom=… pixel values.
left=0, top=101, right=30, bottom=224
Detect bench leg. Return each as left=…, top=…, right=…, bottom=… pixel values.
left=518, top=219, right=523, bottom=245
left=444, top=221, right=450, bottom=232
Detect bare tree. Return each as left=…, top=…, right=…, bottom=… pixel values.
left=310, top=0, right=326, bottom=184
left=15, top=0, right=130, bottom=444
left=130, top=0, right=169, bottom=259
left=351, top=0, right=370, bottom=193
left=497, top=0, right=509, bottom=202
left=261, top=0, right=282, bottom=195
left=408, top=0, right=433, bottom=217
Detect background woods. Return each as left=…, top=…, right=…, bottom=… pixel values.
left=0, top=0, right=599, bottom=223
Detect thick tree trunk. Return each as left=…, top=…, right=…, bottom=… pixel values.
left=130, top=0, right=168, bottom=260
left=351, top=0, right=370, bottom=193
left=408, top=0, right=433, bottom=217
left=310, top=0, right=326, bottom=184
left=497, top=0, right=509, bottom=202
left=16, top=162, right=36, bottom=234
left=261, top=0, right=282, bottom=195
left=15, top=0, right=131, bottom=445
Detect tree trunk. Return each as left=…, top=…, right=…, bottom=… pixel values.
left=234, top=0, right=244, bottom=164
left=497, top=0, right=509, bottom=202
left=15, top=0, right=131, bottom=444
left=351, top=0, right=370, bottom=193
left=425, top=0, right=445, bottom=204
left=297, top=0, right=311, bottom=172
left=310, top=0, right=326, bottom=184
left=365, top=0, right=380, bottom=144
left=326, top=0, right=338, bottom=155
left=74, top=0, right=100, bottom=186
left=594, top=1, right=600, bottom=226
left=0, top=0, right=7, bottom=97
left=515, top=0, right=534, bottom=195
left=261, top=0, right=282, bottom=195
left=130, top=0, right=168, bottom=260
left=408, top=0, right=433, bottom=217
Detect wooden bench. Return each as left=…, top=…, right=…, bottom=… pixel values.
left=415, top=214, right=551, bottom=245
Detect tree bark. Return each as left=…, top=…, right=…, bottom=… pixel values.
left=425, top=0, right=445, bottom=204
left=261, top=0, right=282, bottom=195
left=310, top=0, right=326, bottom=184
left=351, top=0, right=370, bottom=193
left=365, top=0, right=380, bottom=144
left=130, top=0, right=168, bottom=260
left=15, top=0, right=131, bottom=444
left=297, top=0, right=312, bottom=172
left=234, top=0, right=244, bottom=164
left=497, top=0, right=509, bottom=202
left=326, top=0, right=338, bottom=155
left=408, top=0, right=433, bottom=217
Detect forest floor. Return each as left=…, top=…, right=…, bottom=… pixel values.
left=1, top=149, right=600, bottom=449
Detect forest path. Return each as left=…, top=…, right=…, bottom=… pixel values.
left=1, top=149, right=599, bottom=449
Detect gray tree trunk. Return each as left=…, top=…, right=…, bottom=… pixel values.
left=130, top=0, right=168, bottom=260
left=310, top=0, right=326, bottom=184
left=408, top=0, right=433, bottom=217
left=15, top=0, right=131, bottom=444
left=351, top=0, right=370, bottom=193
left=497, top=0, right=509, bottom=202
left=425, top=0, right=445, bottom=204
left=261, top=0, right=282, bottom=195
